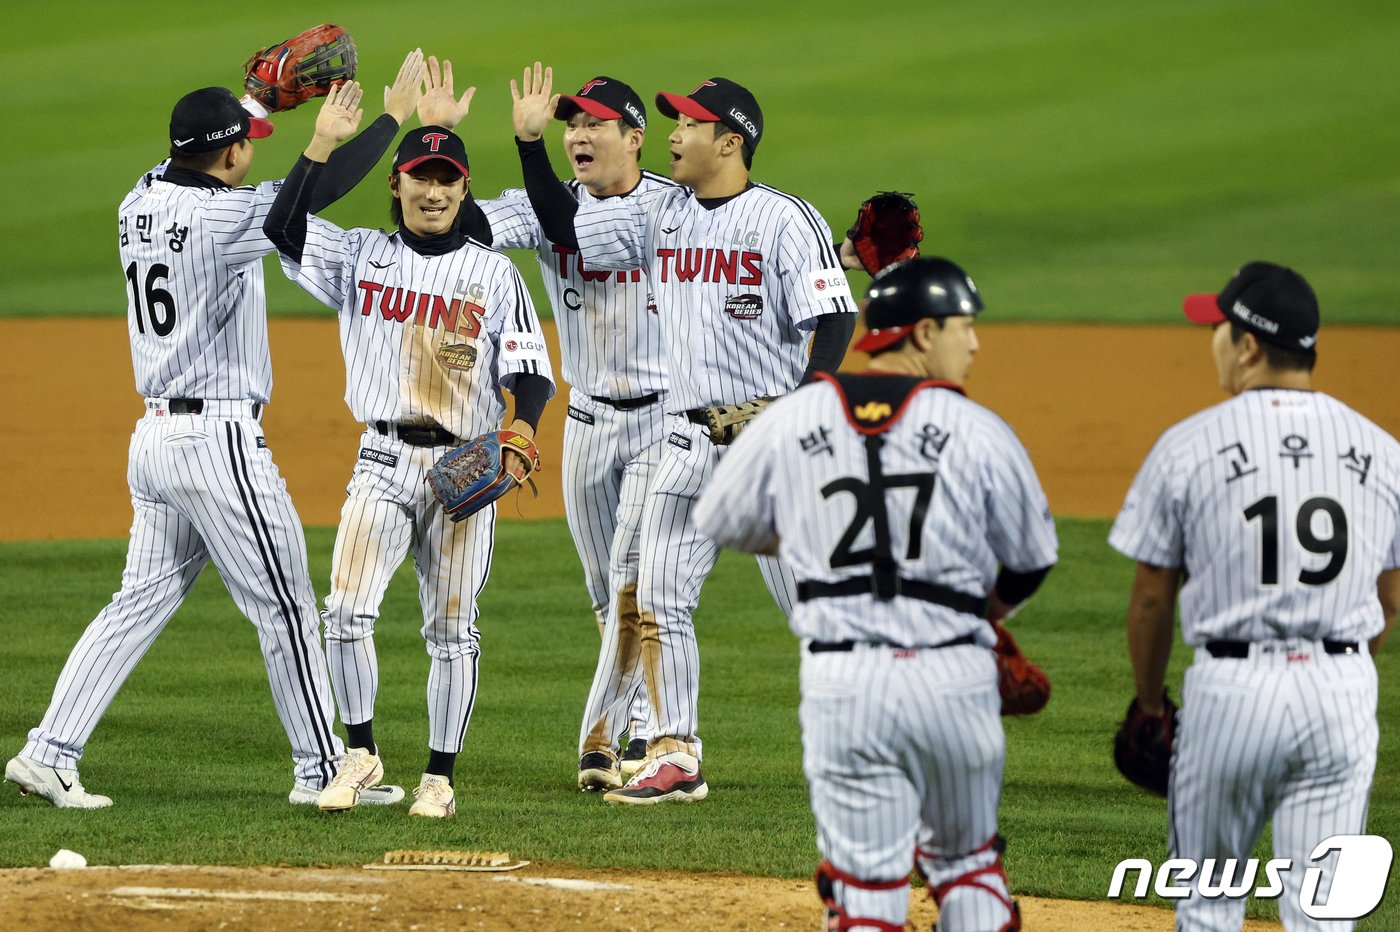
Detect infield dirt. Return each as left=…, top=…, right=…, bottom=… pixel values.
left=3, top=318, right=1398, bottom=541
left=0, top=863, right=1285, bottom=930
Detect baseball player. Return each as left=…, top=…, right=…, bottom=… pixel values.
left=3, top=60, right=430, bottom=808
left=695, top=258, right=1057, bottom=931
left=554, top=76, right=859, bottom=803
left=1110, top=262, right=1400, bottom=931
left=263, top=85, right=555, bottom=818
left=413, top=60, right=664, bottom=786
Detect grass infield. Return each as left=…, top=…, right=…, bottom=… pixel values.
left=0, top=519, right=1395, bottom=923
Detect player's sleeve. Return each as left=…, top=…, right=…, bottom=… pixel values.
left=776, top=199, right=855, bottom=330
left=1108, top=432, right=1186, bottom=568
left=479, top=188, right=543, bottom=250
left=275, top=216, right=359, bottom=311
left=695, top=419, right=782, bottom=554
left=573, top=188, right=659, bottom=270
left=982, top=414, right=1059, bottom=571
left=203, top=182, right=281, bottom=265
left=491, top=258, right=556, bottom=396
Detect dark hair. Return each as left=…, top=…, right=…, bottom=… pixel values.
left=1229, top=323, right=1316, bottom=372
left=168, top=146, right=228, bottom=173
left=712, top=122, right=753, bottom=170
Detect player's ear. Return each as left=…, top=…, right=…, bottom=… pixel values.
left=717, top=130, right=744, bottom=158
left=1238, top=330, right=1265, bottom=367
left=910, top=317, right=940, bottom=351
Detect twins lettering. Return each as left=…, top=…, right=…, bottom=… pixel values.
left=654, top=248, right=763, bottom=285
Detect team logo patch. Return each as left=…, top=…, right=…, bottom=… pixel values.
left=668, top=432, right=692, bottom=451
left=359, top=447, right=400, bottom=468
left=724, top=294, right=763, bottom=320
left=854, top=401, right=893, bottom=423
left=437, top=342, right=478, bottom=371
left=567, top=405, right=596, bottom=425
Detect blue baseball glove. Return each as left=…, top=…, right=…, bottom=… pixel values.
left=426, top=429, right=540, bottom=522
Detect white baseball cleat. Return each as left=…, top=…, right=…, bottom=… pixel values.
left=408, top=773, right=456, bottom=818
left=289, top=782, right=405, bottom=806
left=5, top=755, right=113, bottom=809
left=316, top=747, right=391, bottom=811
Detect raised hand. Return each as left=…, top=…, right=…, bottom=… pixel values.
left=510, top=61, right=560, bottom=142
left=417, top=56, right=476, bottom=130
left=315, top=80, right=365, bottom=145
left=384, top=48, right=427, bottom=124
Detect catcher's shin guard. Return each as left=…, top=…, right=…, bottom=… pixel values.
left=915, top=836, right=1020, bottom=932
left=814, top=859, right=908, bottom=931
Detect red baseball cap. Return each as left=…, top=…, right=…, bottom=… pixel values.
left=169, top=87, right=273, bottom=155
left=556, top=77, right=647, bottom=130
left=1183, top=261, right=1319, bottom=352
left=656, top=78, right=763, bottom=153
left=391, top=125, right=470, bottom=178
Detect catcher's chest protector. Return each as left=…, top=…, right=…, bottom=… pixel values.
left=816, top=372, right=966, bottom=600
left=819, top=372, right=965, bottom=436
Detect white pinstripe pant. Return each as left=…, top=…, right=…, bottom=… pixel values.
left=802, top=643, right=1012, bottom=930
left=1170, top=645, right=1378, bottom=932
left=22, top=410, right=344, bottom=789
left=562, top=390, right=665, bottom=750
left=579, top=415, right=796, bottom=762
left=322, top=429, right=493, bottom=754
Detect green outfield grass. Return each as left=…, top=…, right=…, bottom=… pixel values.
left=1, top=519, right=1396, bottom=924
left=2, top=1, right=1399, bottom=322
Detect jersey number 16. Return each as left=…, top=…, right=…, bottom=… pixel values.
left=124, top=261, right=178, bottom=337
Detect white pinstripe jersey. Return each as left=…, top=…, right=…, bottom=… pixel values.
left=696, top=379, right=1059, bottom=646
left=118, top=165, right=280, bottom=401
left=278, top=217, right=555, bottom=439
left=573, top=182, right=855, bottom=412
left=1110, top=389, right=1400, bottom=644
left=478, top=172, right=677, bottom=400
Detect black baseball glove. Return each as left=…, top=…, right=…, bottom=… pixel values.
left=847, top=192, right=924, bottom=276
left=1113, top=690, right=1178, bottom=797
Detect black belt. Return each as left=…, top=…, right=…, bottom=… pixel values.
left=373, top=421, right=460, bottom=447
left=1205, top=639, right=1361, bottom=659
left=169, top=398, right=262, bottom=418
left=797, top=577, right=987, bottom=617
left=809, top=633, right=978, bottom=654
left=591, top=392, right=661, bottom=411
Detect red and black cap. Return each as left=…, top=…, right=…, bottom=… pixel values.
left=391, top=125, right=470, bottom=178
left=1183, top=261, right=1319, bottom=352
left=855, top=258, right=984, bottom=354
left=657, top=78, right=763, bottom=153
left=169, top=87, right=273, bottom=155
left=556, top=77, right=647, bottom=130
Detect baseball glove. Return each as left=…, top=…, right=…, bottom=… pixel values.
left=1113, top=691, right=1178, bottom=797
left=847, top=192, right=924, bottom=276
left=696, top=398, right=772, bottom=445
left=991, top=622, right=1050, bottom=716
left=425, top=430, right=541, bottom=522
left=243, top=24, right=357, bottom=113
